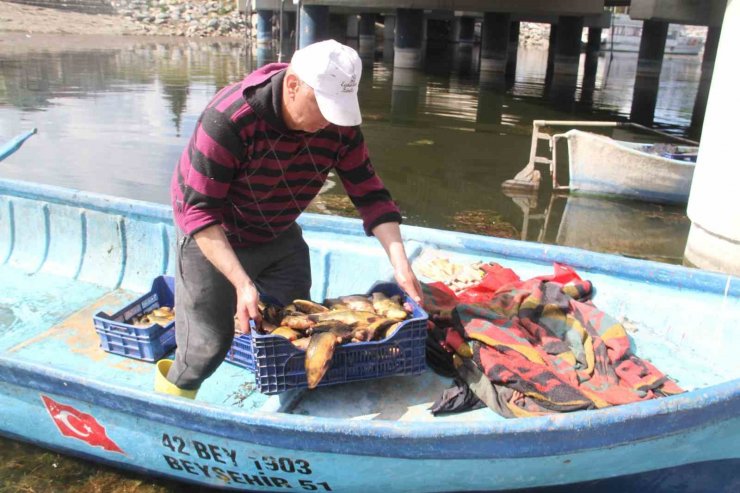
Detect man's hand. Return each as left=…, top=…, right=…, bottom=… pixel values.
left=236, top=280, right=262, bottom=333
left=193, top=225, right=262, bottom=333
left=394, top=263, right=423, bottom=305
left=372, top=222, right=424, bottom=305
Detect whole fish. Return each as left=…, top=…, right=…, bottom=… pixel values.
left=271, top=326, right=302, bottom=341
left=339, top=295, right=375, bottom=313
left=371, top=292, right=408, bottom=320
left=309, top=310, right=379, bottom=325
left=281, top=313, right=315, bottom=330
left=294, top=299, right=330, bottom=314
left=305, top=331, right=341, bottom=389
left=310, top=320, right=354, bottom=342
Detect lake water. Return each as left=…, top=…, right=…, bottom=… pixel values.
left=0, top=32, right=707, bottom=491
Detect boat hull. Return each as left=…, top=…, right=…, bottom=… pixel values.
left=2, top=358, right=739, bottom=493
left=1, top=177, right=738, bottom=492
left=565, top=130, right=695, bottom=204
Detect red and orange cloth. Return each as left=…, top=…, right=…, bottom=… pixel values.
left=424, top=263, right=683, bottom=418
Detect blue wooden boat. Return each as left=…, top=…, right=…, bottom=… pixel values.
left=0, top=128, right=37, bottom=161
left=1, top=177, right=738, bottom=492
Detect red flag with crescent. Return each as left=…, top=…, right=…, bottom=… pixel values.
left=41, top=395, right=124, bottom=454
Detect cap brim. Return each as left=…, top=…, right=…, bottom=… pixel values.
left=314, top=90, right=362, bottom=127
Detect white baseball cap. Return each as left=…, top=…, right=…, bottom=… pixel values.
left=291, top=39, right=363, bottom=127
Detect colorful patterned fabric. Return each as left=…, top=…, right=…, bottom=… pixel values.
left=423, top=263, right=683, bottom=418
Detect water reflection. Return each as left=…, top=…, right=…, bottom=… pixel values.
left=1, top=34, right=704, bottom=242
left=509, top=193, right=691, bottom=264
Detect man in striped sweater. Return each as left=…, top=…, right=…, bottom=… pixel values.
left=157, top=40, right=422, bottom=397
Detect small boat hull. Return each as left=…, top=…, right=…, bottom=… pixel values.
left=565, top=130, right=696, bottom=204
left=0, top=178, right=738, bottom=492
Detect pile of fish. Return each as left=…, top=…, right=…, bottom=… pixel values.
left=254, top=292, right=413, bottom=389
left=132, top=306, right=175, bottom=327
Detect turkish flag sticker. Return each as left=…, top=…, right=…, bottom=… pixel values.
left=41, top=395, right=125, bottom=455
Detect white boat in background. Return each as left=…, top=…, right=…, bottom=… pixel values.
left=603, top=13, right=705, bottom=55
left=502, top=120, right=699, bottom=205
left=559, top=129, right=696, bottom=204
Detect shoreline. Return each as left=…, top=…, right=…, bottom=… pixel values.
left=0, top=1, right=554, bottom=46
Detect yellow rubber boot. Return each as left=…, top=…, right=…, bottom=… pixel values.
left=154, top=359, right=198, bottom=399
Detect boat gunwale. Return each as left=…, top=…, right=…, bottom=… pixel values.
left=563, top=129, right=698, bottom=168
left=2, top=355, right=739, bottom=461
left=1, top=177, right=732, bottom=298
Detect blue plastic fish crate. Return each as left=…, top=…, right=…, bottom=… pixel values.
left=93, top=276, right=176, bottom=362
left=226, top=282, right=428, bottom=394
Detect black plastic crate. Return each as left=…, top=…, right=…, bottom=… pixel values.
left=93, top=276, right=176, bottom=361
left=226, top=282, right=428, bottom=394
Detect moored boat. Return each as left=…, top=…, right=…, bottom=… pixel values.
left=603, top=13, right=705, bottom=55
left=0, top=128, right=37, bottom=162
left=560, top=129, right=697, bottom=204
left=0, top=177, right=738, bottom=492
left=503, top=120, right=699, bottom=204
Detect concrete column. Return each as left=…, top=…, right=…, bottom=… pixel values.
left=477, top=70, right=506, bottom=130
left=359, top=13, right=376, bottom=60
left=346, top=14, right=359, bottom=39
left=587, top=27, right=602, bottom=52
left=256, top=45, right=270, bottom=68
left=636, top=20, right=669, bottom=77
left=506, top=21, right=520, bottom=77
left=545, top=23, right=557, bottom=83
left=581, top=48, right=599, bottom=105
left=629, top=20, right=668, bottom=125
left=394, top=8, right=424, bottom=68
left=685, top=0, right=740, bottom=275
left=329, top=14, right=347, bottom=44
left=453, top=43, right=475, bottom=75
left=480, top=12, right=510, bottom=72
left=299, top=5, right=329, bottom=49
left=391, top=68, right=423, bottom=123
left=453, top=16, right=475, bottom=44
left=553, top=16, right=584, bottom=75
left=690, top=25, right=722, bottom=137
left=257, top=10, right=273, bottom=44
left=383, top=14, right=396, bottom=64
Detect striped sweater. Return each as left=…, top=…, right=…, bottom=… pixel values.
left=171, top=63, right=402, bottom=247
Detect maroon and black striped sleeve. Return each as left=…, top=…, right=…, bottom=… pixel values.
left=175, top=107, right=246, bottom=235
left=334, top=127, right=402, bottom=235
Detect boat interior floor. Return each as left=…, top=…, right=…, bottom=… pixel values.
left=0, top=256, right=733, bottom=423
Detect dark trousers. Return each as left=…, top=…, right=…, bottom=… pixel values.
left=167, top=224, right=311, bottom=390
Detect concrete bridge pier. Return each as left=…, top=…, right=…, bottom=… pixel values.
left=391, top=68, right=424, bottom=123
left=685, top=0, right=740, bottom=275
left=587, top=27, right=602, bottom=52
left=480, top=13, right=510, bottom=73
left=358, top=13, right=376, bottom=61
left=329, top=14, right=348, bottom=43
left=453, top=43, right=476, bottom=75
left=257, top=9, right=273, bottom=44
left=477, top=70, right=507, bottom=130
left=299, top=5, right=329, bottom=49
left=581, top=46, right=599, bottom=105
left=690, top=25, right=722, bottom=138
left=506, top=21, right=520, bottom=77
left=545, top=24, right=557, bottom=83
left=382, top=14, right=395, bottom=64
left=346, top=14, right=359, bottom=39
left=394, top=9, right=424, bottom=68
left=629, top=20, right=668, bottom=125
left=553, top=16, right=584, bottom=76
left=453, top=16, right=476, bottom=44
